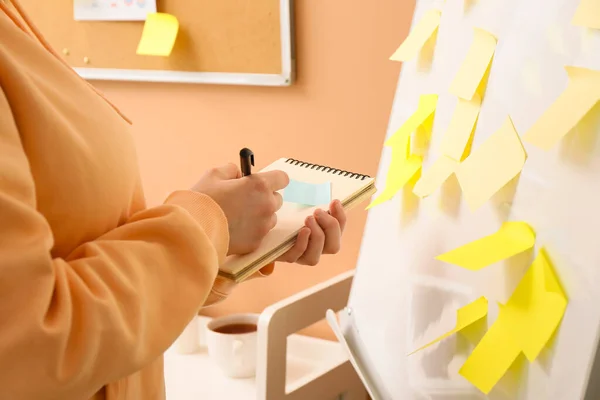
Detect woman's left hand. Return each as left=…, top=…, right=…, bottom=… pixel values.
left=277, top=199, right=347, bottom=266
left=203, top=200, right=346, bottom=307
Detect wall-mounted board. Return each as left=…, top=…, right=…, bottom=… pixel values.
left=19, top=0, right=295, bottom=86
left=338, top=0, right=600, bottom=398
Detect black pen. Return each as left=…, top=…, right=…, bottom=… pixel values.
left=239, top=148, right=255, bottom=177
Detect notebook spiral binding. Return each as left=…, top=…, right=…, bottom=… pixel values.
left=285, top=158, right=370, bottom=180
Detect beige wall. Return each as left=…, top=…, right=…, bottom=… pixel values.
left=96, top=0, right=415, bottom=339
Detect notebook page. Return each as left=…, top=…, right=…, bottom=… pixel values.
left=219, top=158, right=374, bottom=276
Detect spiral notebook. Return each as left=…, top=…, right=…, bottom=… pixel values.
left=219, top=158, right=377, bottom=282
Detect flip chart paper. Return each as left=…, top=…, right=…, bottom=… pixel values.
left=449, top=28, right=497, bottom=101
left=390, top=9, right=442, bottom=62
left=413, top=156, right=458, bottom=198
left=500, top=248, right=568, bottom=361
left=436, top=222, right=535, bottom=271
left=456, top=117, right=527, bottom=211
left=136, top=13, right=179, bottom=56
left=367, top=151, right=422, bottom=209
left=283, top=180, right=332, bottom=206
left=409, top=297, right=488, bottom=355
left=523, top=66, right=600, bottom=150
left=459, top=249, right=567, bottom=393
left=385, top=95, right=438, bottom=148
left=572, top=0, right=600, bottom=29
left=459, top=310, right=522, bottom=394
left=441, top=95, right=481, bottom=161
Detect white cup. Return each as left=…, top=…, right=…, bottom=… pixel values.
left=205, top=313, right=259, bottom=379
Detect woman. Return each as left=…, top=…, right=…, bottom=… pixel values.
left=0, top=1, right=347, bottom=399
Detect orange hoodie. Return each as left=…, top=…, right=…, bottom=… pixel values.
left=0, top=1, right=266, bottom=399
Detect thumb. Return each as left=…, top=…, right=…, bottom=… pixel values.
left=211, top=163, right=242, bottom=180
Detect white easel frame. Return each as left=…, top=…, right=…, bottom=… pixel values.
left=74, top=0, right=295, bottom=86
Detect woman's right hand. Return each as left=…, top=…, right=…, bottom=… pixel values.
left=192, top=163, right=289, bottom=255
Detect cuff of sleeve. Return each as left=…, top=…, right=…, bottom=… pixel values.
left=203, top=274, right=236, bottom=307
left=165, top=190, right=230, bottom=265
left=201, top=263, right=275, bottom=308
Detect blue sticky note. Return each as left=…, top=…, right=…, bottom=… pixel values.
left=283, top=179, right=332, bottom=206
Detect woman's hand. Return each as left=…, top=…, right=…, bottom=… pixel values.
left=201, top=197, right=346, bottom=308
left=192, top=163, right=289, bottom=255
left=277, top=200, right=347, bottom=265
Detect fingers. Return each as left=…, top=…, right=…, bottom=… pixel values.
left=277, top=227, right=310, bottom=263
left=269, top=213, right=278, bottom=231
left=212, top=163, right=242, bottom=180
left=273, top=192, right=283, bottom=212
left=329, top=200, right=347, bottom=233
left=314, top=208, right=342, bottom=254
left=297, top=215, right=325, bottom=266
left=277, top=204, right=345, bottom=265
left=257, top=170, right=290, bottom=191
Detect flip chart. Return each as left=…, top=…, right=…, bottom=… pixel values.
left=459, top=249, right=567, bottom=393
left=412, top=155, right=458, bottom=198
left=449, top=28, right=497, bottom=101
left=522, top=60, right=543, bottom=96
left=455, top=117, right=527, bottom=211
left=283, top=180, right=332, bottom=206
left=436, top=222, right=536, bottom=271
left=572, top=0, right=600, bottom=29
left=136, top=13, right=179, bottom=56
left=409, top=296, right=488, bottom=355
left=390, top=9, right=442, bottom=62
left=440, top=94, right=481, bottom=161
left=523, top=66, right=600, bottom=150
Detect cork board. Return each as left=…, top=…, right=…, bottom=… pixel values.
left=20, top=0, right=294, bottom=86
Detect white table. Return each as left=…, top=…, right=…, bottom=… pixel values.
left=165, top=298, right=360, bottom=400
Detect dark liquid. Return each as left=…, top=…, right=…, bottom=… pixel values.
left=214, top=323, right=257, bottom=334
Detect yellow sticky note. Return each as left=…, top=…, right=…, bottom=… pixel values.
left=411, top=117, right=435, bottom=157
left=441, top=94, right=482, bottom=161
left=366, top=151, right=422, bottom=209
left=500, top=248, right=568, bottom=361
left=390, top=9, right=442, bottom=62
left=459, top=310, right=522, bottom=394
left=449, top=28, right=497, bottom=101
left=572, top=0, right=600, bottom=29
left=136, top=13, right=179, bottom=57
left=413, top=155, right=458, bottom=198
left=385, top=95, right=438, bottom=148
left=436, top=221, right=535, bottom=271
left=370, top=94, right=437, bottom=209
left=409, top=297, right=488, bottom=355
left=523, top=66, right=600, bottom=150
left=455, top=117, right=527, bottom=211
left=460, top=249, right=567, bottom=393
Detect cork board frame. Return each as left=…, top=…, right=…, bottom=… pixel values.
left=20, top=0, right=295, bottom=86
